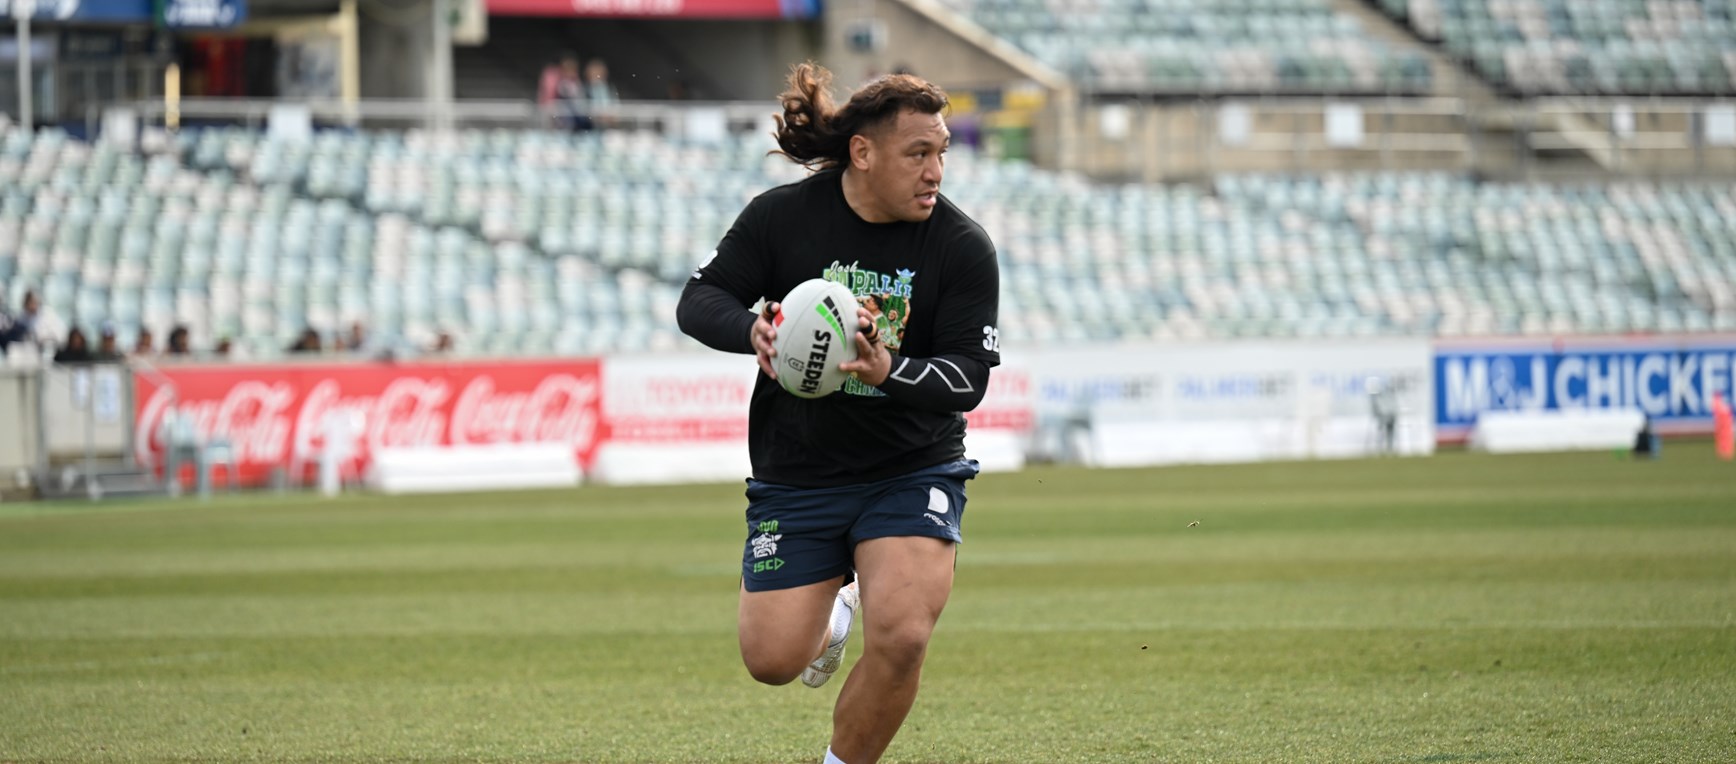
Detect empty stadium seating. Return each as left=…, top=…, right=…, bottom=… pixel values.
left=1380, top=0, right=1736, bottom=94
left=956, top=167, right=1736, bottom=341
left=934, top=0, right=1434, bottom=93
left=3, top=122, right=1734, bottom=361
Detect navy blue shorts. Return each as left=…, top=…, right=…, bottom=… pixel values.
left=740, top=459, right=979, bottom=592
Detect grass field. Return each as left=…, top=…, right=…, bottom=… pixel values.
left=2, top=449, right=1733, bottom=763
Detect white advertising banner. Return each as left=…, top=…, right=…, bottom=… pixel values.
left=594, top=354, right=1036, bottom=484
left=964, top=361, right=1034, bottom=473
left=594, top=354, right=755, bottom=485
left=1023, top=339, right=1434, bottom=467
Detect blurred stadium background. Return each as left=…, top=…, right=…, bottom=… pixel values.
left=1, top=1, right=1734, bottom=761
left=1, top=0, right=1734, bottom=494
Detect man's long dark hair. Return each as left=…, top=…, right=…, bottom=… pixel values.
left=771, top=62, right=949, bottom=171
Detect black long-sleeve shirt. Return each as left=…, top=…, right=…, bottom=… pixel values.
left=677, top=169, right=1000, bottom=488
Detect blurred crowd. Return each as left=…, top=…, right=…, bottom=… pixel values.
left=537, top=54, right=622, bottom=131
left=1, top=289, right=456, bottom=366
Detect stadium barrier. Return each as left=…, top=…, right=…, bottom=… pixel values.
left=98, top=96, right=1736, bottom=182
left=120, top=351, right=1033, bottom=489
left=132, top=359, right=603, bottom=488
left=15, top=332, right=1714, bottom=497
left=590, top=354, right=752, bottom=486
left=1058, top=95, right=1736, bottom=181
left=0, top=368, right=45, bottom=495
left=109, top=97, right=793, bottom=136
left=1469, top=409, right=1646, bottom=454
left=122, top=341, right=1435, bottom=489
left=42, top=365, right=131, bottom=461
left=366, top=443, right=582, bottom=494
left=588, top=354, right=1031, bottom=484
left=1023, top=339, right=1435, bottom=466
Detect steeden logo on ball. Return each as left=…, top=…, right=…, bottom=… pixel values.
left=772, top=279, right=858, bottom=399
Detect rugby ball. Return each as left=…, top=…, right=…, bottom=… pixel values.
left=771, top=278, right=860, bottom=399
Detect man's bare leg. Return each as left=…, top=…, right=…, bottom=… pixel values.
left=737, top=575, right=847, bottom=685
left=827, top=536, right=955, bottom=763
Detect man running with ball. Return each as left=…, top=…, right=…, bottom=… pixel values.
left=676, top=62, right=1001, bottom=764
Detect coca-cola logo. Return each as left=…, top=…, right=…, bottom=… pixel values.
left=293, top=377, right=453, bottom=464
left=135, top=381, right=297, bottom=466
left=451, top=374, right=600, bottom=447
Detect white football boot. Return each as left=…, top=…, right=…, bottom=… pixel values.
left=801, top=580, right=860, bottom=688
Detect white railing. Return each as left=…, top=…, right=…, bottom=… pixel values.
left=109, top=96, right=781, bottom=134
left=1053, top=92, right=1736, bottom=180
left=13, top=92, right=1729, bottom=181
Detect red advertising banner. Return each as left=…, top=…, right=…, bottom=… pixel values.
left=965, top=366, right=1034, bottom=432
left=486, top=0, right=815, bottom=18
left=134, top=360, right=603, bottom=486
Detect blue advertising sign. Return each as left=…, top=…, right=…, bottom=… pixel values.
left=4, top=0, right=149, bottom=22
left=159, top=0, right=245, bottom=27
left=1435, top=337, right=1736, bottom=437
left=1, top=0, right=242, bottom=25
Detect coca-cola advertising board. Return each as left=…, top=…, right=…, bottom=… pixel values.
left=135, top=360, right=603, bottom=486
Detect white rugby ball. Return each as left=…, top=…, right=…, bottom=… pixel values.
left=771, top=278, right=860, bottom=399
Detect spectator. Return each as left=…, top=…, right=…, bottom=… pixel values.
left=582, top=58, right=620, bottom=130
left=2, top=290, right=66, bottom=353
left=537, top=57, right=561, bottom=107
left=94, top=324, right=123, bottom=362
left=53, top=327, right=96, bottom=364
left=288, top=327, right=323, bottom=354
left=1368, top=376, right=1399, bottom=455
left=427, top=331, right=455, bottom=356
left=166, top=325, right=193, bottom=357
left=131, top=327, right=157, bottom=358
left=340, top=321, right=366, bottom=353
left=213, top=337, right=234, bottom=359
left=342, top=320, right=397, bottom=361
left=539, top=54, right=585, bottom=130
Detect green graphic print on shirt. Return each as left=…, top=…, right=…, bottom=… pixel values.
left=822, top=260, right=915, bottom=398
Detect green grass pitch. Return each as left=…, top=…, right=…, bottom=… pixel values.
left=2, top=449, right=1733, bottom=763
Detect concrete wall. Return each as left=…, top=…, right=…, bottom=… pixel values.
left=1055, top=98, right=1478, bottom=182
left=1048, top=98, right=1736, bottom=181
left=360, top=0, right=437, bottom=99
left=453, top=18, right=817, bottom=102
left=821, top=0, right=1039, bottom=93
left=628, top=20, right=816, bottom=101
left=0, top=369, right=43, bottom=495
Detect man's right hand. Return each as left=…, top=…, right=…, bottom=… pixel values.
left=752, top=302, right=780, bottom=380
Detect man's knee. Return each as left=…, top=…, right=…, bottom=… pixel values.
left=866, top=620, right=934, bottom=674
left=740, top=647, right=809, bottom=686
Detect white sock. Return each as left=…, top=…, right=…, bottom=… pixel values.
left=823, top=747, right=848, bottom=764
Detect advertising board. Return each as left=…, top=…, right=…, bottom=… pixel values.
left=134, top=360, right=603, bottom=486
left=1434, top=336, right=1736, bottom=440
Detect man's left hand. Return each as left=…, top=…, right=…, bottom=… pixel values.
left=839, top=307, right=891, bottom=386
